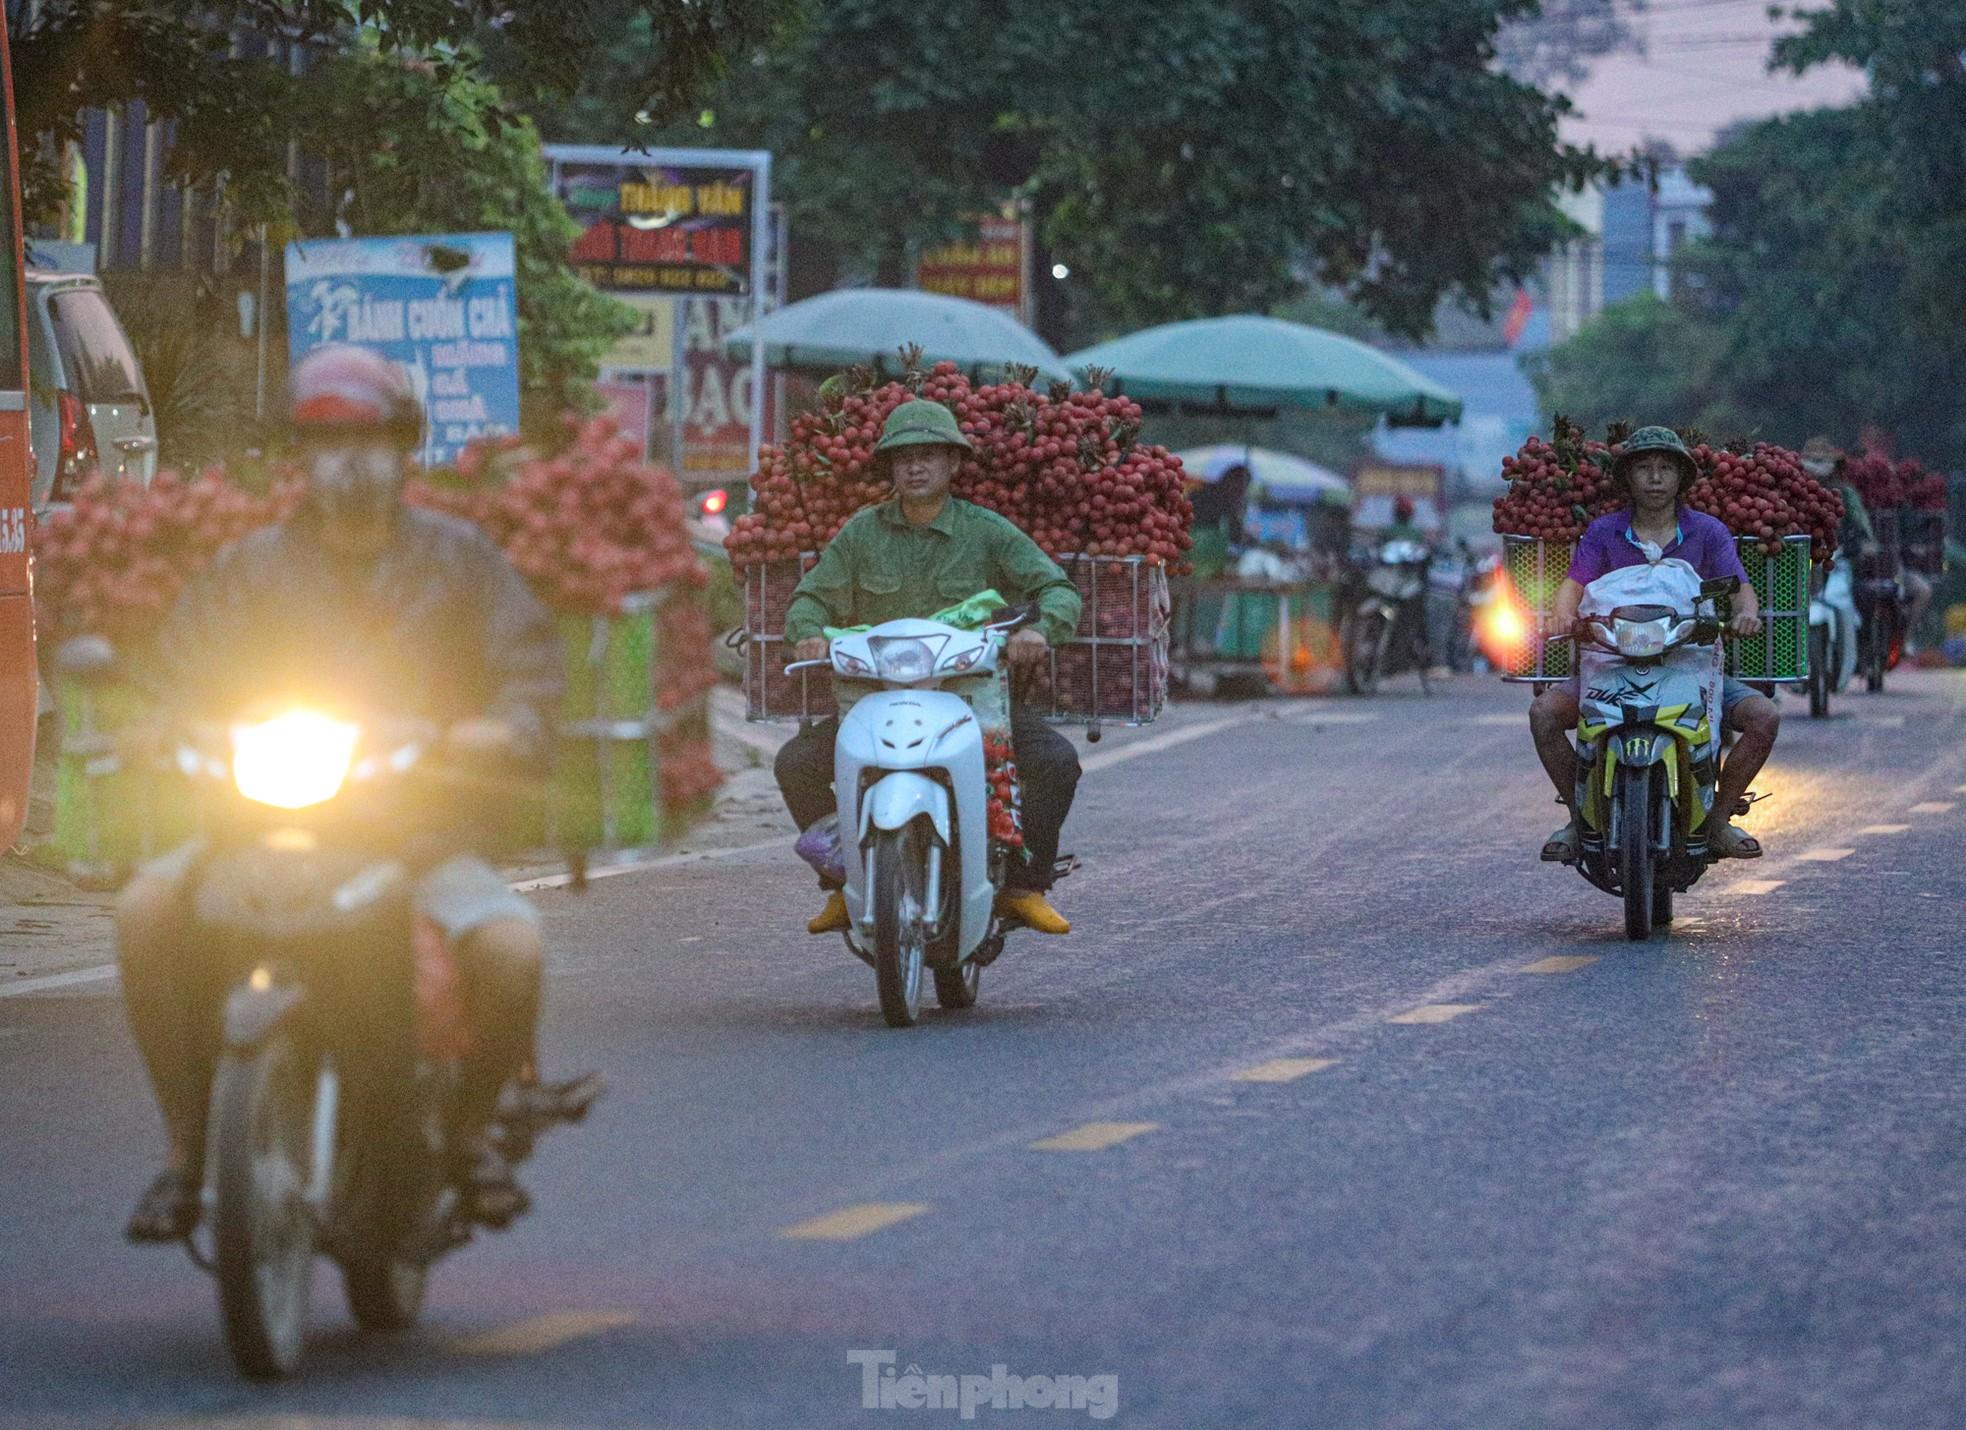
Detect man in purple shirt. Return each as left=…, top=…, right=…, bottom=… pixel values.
left=1529, top=426, right=1779, bottom=862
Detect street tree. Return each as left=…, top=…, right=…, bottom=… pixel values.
left=3, top=0, right=797, bottom=224
left=556, top=0, right=1607, bottom=341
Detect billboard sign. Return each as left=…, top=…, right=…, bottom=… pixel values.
left=285, top=231, right=520, bottom=469
left=915, top=209, right=1031, bottom=323
left=551, top=158, right=758, bottom=296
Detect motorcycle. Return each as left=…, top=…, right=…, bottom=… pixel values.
left=1853, top=541, right=1904, bottom=693
left=60, top=641, right=595, bottom=1379
left=785, top=609, right=1042, bottom=1028
left=1342, top=538, right=1433, bottom=695
left=1807, top=557, right=1858, bottom=718
left=1561, top=565, right=1738, bottom=941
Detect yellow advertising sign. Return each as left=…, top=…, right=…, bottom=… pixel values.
left=604, top=294, right=677, bottom=374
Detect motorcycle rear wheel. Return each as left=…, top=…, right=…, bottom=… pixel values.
left=871, top=823, right=930, bottom=1028
left=210, top=1034, right=319, bottom=1379
left=1808, top=625, right=1830, bottom=718
left=1618, top=765, right=1656, bottom=942
left=933, top=960, right=982, bottom=1010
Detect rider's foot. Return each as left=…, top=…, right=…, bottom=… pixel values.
left=1540, top=818, right=1581, bottom=864
left=807, top=889, right=849, bottom=935
left=126, top=1167, right=200, bottom=1244
left=1709, top=821, right=1764, bottom=859
left=452, top=1140, right=531, bottom=1229
left=996, top=888, right=1071, bottom=935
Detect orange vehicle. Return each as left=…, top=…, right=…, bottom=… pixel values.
left=0, top=8, right=35, bottom=849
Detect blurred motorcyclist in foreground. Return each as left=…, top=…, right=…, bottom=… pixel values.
left=117, top=346, right=563, bottom=1242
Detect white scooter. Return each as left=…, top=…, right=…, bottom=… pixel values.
left=1806, top=557, right=1858, bottom=718
left=786, top=610, right=1033, bottom=1027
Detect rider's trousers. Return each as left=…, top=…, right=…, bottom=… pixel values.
left=775, top=709, right=1081, bottom=891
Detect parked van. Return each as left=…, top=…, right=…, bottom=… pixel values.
left=24, top=271, right=156, bottom=508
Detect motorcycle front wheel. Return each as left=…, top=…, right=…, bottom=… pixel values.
left=1618, top=765, right=1656, bottom=942
left=871, top=822, right=931, bottom=1027
left=209, top=1033, right=320, bottom=1379
left=1345, top=612, right=1385, bottom=695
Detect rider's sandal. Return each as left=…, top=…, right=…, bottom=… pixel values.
left=1540, top=821, right=1581, bottom=864
left=1709, top=822, right=1763, bottom=859
left=455, top=1145, right=532, bottom=1230
left=126, top=1168, right=200, bottom=1244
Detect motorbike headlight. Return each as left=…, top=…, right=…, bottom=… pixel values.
left=834, top=649, right=873, bottom=677
left=1613, top=619, right=1668, bottom=658
left=939, top=644, right=986, bottom=674
left=230, top=712, right=361, bottom=809
left=868, top=636, right=935, bottom=683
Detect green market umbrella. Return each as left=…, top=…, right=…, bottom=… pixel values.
left=724, top=288, right=1074, bottom=386
left=1065, top=315, right=1462, bottom=425
left=1176, top=444, right=1352, bottom=508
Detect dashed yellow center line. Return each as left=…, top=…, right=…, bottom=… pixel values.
left=447, top=1310, right=638, bottom=1357
left=1231, top=1057, right=1338, bottom=1083
left=1728, top=879, right=1787, bottom=895
left=779, top=1202, right=930, bottom=1241
left=1910, top=801, right=1956, bottom=815
left=1388, top=1003, right=1483, bottom=1025
left=1519, top=955, right=1598, bottom=974
left=1796, top=848, right=1856, bottom=862
left=1030, top=1121, right=1159, bottom=1152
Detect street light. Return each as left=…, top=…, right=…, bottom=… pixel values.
left=1051, top=263, right=1070, bottom=280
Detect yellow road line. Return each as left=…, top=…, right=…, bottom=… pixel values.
left=448, top=1310, right=638, bottom=1357
left=1030, top=1121, right=1159, bottom=1152
left=1858, top=824, right=1911, bottom=835
left=1230, top=1057, right=1338, bottom=1083
left=779, top=1202, right=930, bottom=1241
left=1727, top=879, right=1787, bottom=895
left=1388, top=1003, right=1483, bottom=1024
left=1519, top=955, right=1598, bottom=974
left=1910, top=801, right=1956, bottom=815
left=1796, top=848, right=1855, bottom=862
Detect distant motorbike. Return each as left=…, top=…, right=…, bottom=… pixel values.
left=1342, top=538, right=1433, bottom=695
left=61, top=641, right=595, bottom=1380
left=1560, top=565, right=1739, bottom=940
left=1853, top=542, right=1904, bottom=693
left=786, top=608, right=1047, bottom=1027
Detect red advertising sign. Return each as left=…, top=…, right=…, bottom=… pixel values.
left=676, top=297, right=757, bottom=480
left=556, top=161, right=757, bottom=296
left=915, top=212, right=1031, bottom=322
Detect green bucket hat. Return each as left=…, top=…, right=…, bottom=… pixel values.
left=874, top=398, right=972, bottom=454
left=1612, top=425, right=1697, bottom=483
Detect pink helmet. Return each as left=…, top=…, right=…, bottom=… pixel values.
left=290, top=345, right=422, bottom=449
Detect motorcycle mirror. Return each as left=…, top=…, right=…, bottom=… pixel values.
left=55, top=634, right=118, bottom=685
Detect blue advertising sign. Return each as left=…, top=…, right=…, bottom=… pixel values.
left=286, top=232, right=520, bottom=468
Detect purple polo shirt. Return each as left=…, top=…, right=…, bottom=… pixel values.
left=1567, top=508, right=1748, bottom=587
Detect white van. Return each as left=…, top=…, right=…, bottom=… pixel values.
left=24, top=271, right=157, bottom=508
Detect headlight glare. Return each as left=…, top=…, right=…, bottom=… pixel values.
left=231, top=712, right=361, bottom=809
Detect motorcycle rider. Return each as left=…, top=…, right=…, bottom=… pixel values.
left=1530, top=426, right=1778, bottom=863
left=777, top=398, right=1082, bottom=936
left=117, top=345, right=564, bottom=1242
left=1801, top=435, right=1872, bottom=689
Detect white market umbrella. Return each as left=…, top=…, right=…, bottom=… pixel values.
left=724, top=288, right=1074, bottom=386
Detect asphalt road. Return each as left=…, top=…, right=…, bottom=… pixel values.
left=4, top=669, right=1965, bottom=1428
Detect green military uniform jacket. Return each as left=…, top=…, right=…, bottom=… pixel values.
left=783, top=498, right=1081, bottom=648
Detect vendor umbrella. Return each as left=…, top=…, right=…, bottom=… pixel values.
left=1176, top=444, right=1351, bottom=509
left=724, top=288, right=1075, bottom=386
left=1065, top=315, right=1462, bottom=425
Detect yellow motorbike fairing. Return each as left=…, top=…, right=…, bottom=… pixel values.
left=1578, top=702, right=1713, bottom=835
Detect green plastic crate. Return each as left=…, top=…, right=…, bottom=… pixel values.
left=1725, top=536, right=1811, bottom=683
left=1499, top=537, right=1577, bottom=683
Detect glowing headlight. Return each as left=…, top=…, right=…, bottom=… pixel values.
left=1614, top=619, right=1668, bottom=658
left=869, top=637, right=935, bottom=683
left=230, top=712, right=361, bottom=809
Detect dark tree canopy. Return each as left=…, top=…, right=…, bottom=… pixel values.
left=545, top=0, right=1606, bottom=342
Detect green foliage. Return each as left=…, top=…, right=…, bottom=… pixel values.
left=6, top=0, right=797, bottom=227
left=292, top=51, right=636, bottom=432
left=544, top=0, right=1605, bottom=339
left=1525, top=294, right=1750, bottom=439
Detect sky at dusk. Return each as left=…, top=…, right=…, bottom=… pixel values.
left=1551, top=0, right=1869, bottom=157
